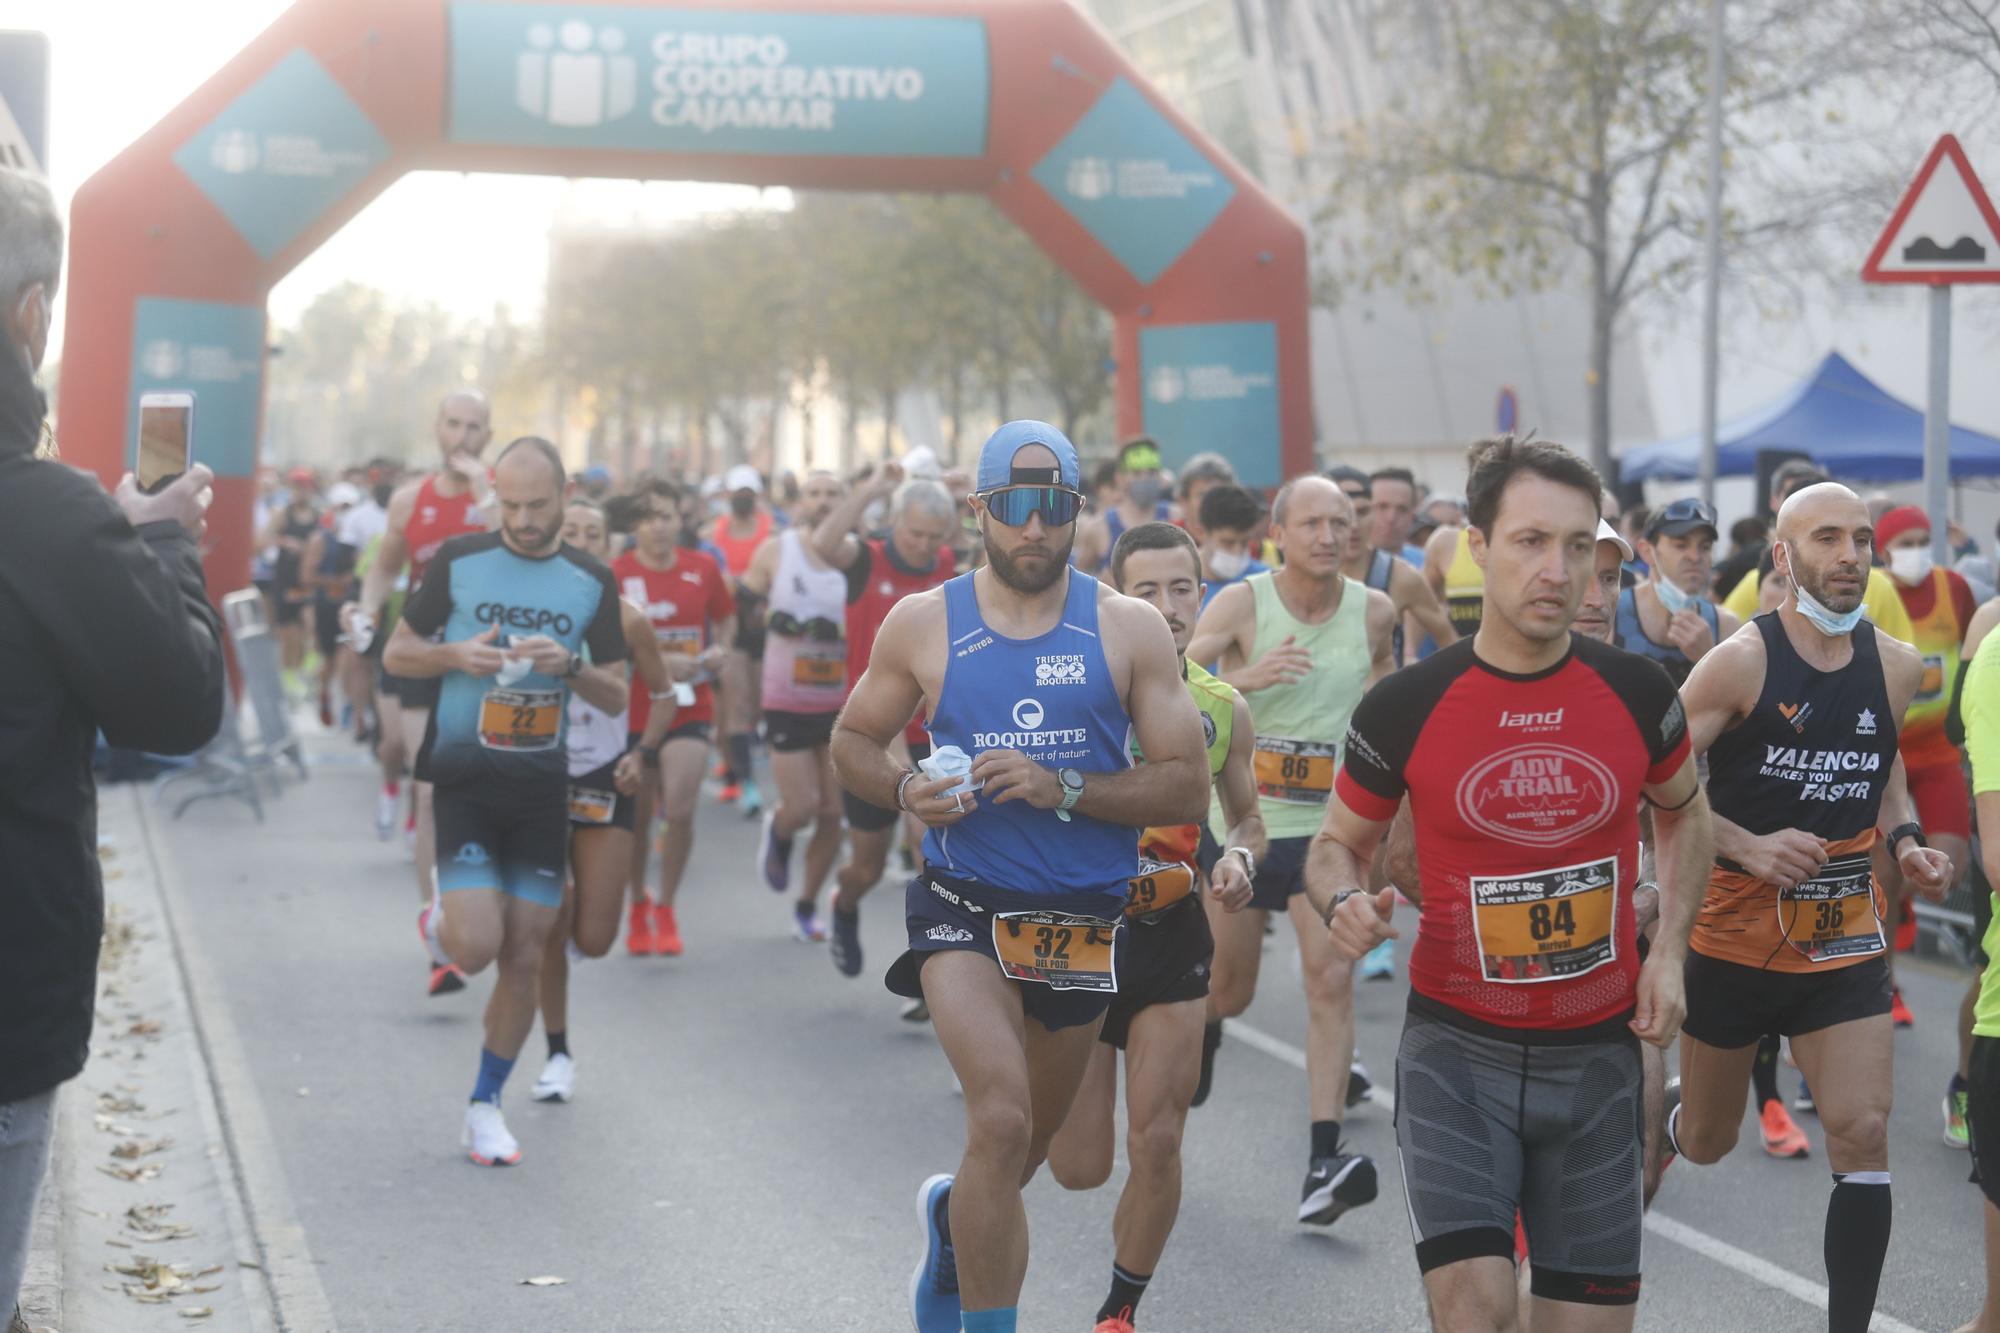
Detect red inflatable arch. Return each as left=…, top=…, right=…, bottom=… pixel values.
left=59, top=0, right=1310, bottom=590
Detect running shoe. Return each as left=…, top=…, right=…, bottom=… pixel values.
left=532, top=1053, right=575, bottom=1104
left=375, top=786, right=398, bottom=841
left=427, top=964, right=467, bottom=997
left=1094, top=1311, right=1136, bottom=1333
left=741, top=779, right=765, bottom=818
left=830, top=906, right=863, bottom=977
left=1759, top=1099, right=1810, bottom=1159
left=1360, top=938, right=1395, bottom=981
left=417, top=901, right=450, bottom=967
left=653, top=903, right=683, bottom=957
left=909, top=1174, right=959, bottom=1333
left=1793, top=1082, right=1816, bottom=1116
left=760, top=811, right=793, bottom=892
left=1947, top=1087, right=1973, bottom=1149
left=1891, top=988, right=1915, bottom=1029
left=1347, top=1058, right=1373, bottom=1109
left=1298, top=1149, right=1377, bottom=1225
left=462, top=1101, right=521, bottom=1166
left=900, top=997, right=930, bottom=1023
left=1895, top=912, right=1918, bottom=952
left=718, top=782, right=742, bottom=804
left=793, top=903, right=828, bottom=943
left=1191, top=1020, right=1223, bottom=1108
left=625, top=900, right=655, bottom=956
left=713, top=758, right=730, bottom=781
left=1662, top=1076, right=1682, bottom=1165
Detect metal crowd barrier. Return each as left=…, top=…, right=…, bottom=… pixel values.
left=153, top=588, right=308, bottom=819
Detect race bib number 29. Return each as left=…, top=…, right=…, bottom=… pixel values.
left=1470, top=855, right=1617, bottom=984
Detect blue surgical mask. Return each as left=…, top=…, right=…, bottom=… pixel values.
left=1783, top=544, right=1865, bottom=635
left=1654, top=576, right=1699, bottom=615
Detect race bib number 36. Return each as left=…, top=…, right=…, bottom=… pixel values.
left=1253, top=737, right=1337, bottom=805
left=479, top=687, right=561, bottom=752
left=992, top=911, right=1119, bottom=992
left=1471, top=855, right=1617, bottom=984
left=1779, top=853, right=1884, bottom=964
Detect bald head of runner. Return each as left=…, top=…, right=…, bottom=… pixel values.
left=1268, top=474, right=1352, bottom=583
left=492, top=436, right=564, bottom=558
left=434, top=388, right=492, bottom=467
left=796, top=469, right=845, bottom=529
left=1773, top=481, right=1871, bottom=617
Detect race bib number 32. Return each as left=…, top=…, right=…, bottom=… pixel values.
left=479, top=687, right=561, bottom=752
left=1253, top=737, right=1337, bottom=805
left=1471, top=855, right=1617, bottom=984
left=1779, top=853, right=1884, bottom=964
left=992, top=911, right=1119, bottom=992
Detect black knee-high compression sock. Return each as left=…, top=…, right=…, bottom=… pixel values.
left=1752, top=1033, right=1782, bottom=1109
left=1825, top=1171, right=1891, bottom=1333
left=727, top=732, right=755, bottom=784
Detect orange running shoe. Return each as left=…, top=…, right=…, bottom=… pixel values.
left=1895, top=912, right=1917, bottom=952
left=1891, top=988, right=1915, bottom=1029
left=1760, top=1099, right=1810, bottom=1159
left=717, top=782, right=742, bottom=804
left=1094, top=1310, right=1136, bottom=1333
left=625, top=900, right=655, bottom=956
left=653, top=903, right=683, bottom=956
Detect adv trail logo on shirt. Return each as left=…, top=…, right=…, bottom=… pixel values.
left=1455, top=744, right=1618, bottom=849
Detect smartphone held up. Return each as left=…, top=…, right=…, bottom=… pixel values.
left=136, top=391, right=194, bottom=493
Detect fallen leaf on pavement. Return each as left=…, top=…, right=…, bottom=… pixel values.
left=181, top=1307, right=213, bottom=1319
left=109, top=1138, right=172, bottom=1160
left=520, top=1275, right=567, bottom=1286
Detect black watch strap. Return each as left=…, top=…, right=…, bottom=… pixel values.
left=1321, top=888, right=1361, bottom=928
left=1887, top=821, right=1926, bottom=854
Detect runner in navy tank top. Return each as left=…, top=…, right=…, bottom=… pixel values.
left=1672, top=482, right=1953, bottom=1333
left=831, top=422, right=1209, bottom=1333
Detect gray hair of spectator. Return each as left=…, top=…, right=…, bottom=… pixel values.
left=1175, top=452, right=1237, bottom=498
left=495, top=435, right=566, bottom=489
left=894, top=478, right=955, bottom=525
left=0, top=168, right=64, bottom=307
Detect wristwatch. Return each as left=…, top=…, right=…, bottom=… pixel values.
left=1224, top=845, right=1258, bottom=883
left=1056, top=767, right=1085, bottom=823
left=1320, top=888, right=1362, bottom=929
left=638, top=741, right=663, bottom=769
left=1887, top=821, right=1927, bottom=857
left=562, top=650, right=583, bottom=678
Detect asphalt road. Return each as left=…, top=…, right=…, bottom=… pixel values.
left=149, top=729, right=1991, bottom=1332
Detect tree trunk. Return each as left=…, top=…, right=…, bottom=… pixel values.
left=1585, top=163, right=1614, bottom=481
left=882, top=386, right=898, bottom=459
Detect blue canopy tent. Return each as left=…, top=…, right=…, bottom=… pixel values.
left=1620, top=352, right=2000, bottom=482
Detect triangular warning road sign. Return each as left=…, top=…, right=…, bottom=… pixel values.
left=1863, top=134, right=2000, bottom=284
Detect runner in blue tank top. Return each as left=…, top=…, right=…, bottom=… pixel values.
left=385, top=438, right=629, bottom=1170
left=832, top=421, right=1210, bottom=1333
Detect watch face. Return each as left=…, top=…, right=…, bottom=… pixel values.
left=1062, top=768, right=1084, bottom=791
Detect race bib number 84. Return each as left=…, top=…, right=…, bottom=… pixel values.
left=1471, top=855, right=1617, bottom=984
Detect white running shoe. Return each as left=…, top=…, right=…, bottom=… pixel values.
left=417, top=900, right=451, bottom=968
left=462, top=1101, right=520, bottom=1166
left=375, top=788, right=398, bottom=841
left=532, top=1054, right=575, bottom=1103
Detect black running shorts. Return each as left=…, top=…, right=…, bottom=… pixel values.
left=1247, top=835, right=1312, bottom=913
left=1680, top=951, right=1892, bottom=1050
left=1970, top=1035, right=2000, bottom=1208
left=766, top=708, right=837, bottom=754
left=1395, top=995, right=1643, bottom=1304
left=434, top=782, right=569, bottom=909
left=567, top=759, right=636, bottom=833
left=1099, top=895, right=1212, bottom=1050
left=886, top=872, right=1124, bottom=1032
left=842, top=740, right=932, bottom=833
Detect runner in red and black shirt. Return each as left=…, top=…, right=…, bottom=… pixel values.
left=809, top=459, right=958, bottom=979
left=1308, top=437, right=1714, bottom=1329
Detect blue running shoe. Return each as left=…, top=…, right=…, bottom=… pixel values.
left=830, top=906, right=863, bottom=977
left=759, top=810, right=791, bottom=892
left=909, top=1173, right=958, bottom=1332
left=1360, top=938, right=1395, bottom=981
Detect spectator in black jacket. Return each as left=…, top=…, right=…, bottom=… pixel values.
left=0, top=167, right=227, bottom=1320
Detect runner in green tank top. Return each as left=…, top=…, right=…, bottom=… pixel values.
left=1047, top=521, right=1267, bottom=1330
left=1185, top=475, right=1395, bottom=1229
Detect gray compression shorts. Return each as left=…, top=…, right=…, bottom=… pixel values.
left=1394, top=994, right=1644, bottom=1305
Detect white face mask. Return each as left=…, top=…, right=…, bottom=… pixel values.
left=1888, top=546, right=1934, bottom=587
left=1208, top=548, right=1251, bottom=581
left=1654, top=575, right=1699, bottom=615
left=1781, top=542, right=1865, bottom=635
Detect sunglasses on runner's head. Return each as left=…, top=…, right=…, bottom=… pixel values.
left=980, top=486, right=1084, bottom=528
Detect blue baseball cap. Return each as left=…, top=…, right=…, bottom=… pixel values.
left=580, top=464, right=611, bottom=485
left=975, top=420, right=1081, bottom=493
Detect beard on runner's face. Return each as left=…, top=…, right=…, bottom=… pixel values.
left=983, top=519, right=1075, bottom=595
left=1791, top=541, right=1866, bottom=613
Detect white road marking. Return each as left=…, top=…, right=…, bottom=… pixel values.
left=1223, top=1017, right=1922, bottom=1333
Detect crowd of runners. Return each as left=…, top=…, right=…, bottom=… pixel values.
left=278, top=388, right=2000, bottom=1333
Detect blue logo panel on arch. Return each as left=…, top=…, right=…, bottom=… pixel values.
left=447, top=4, right=990, bottom=159
left=1031, top=78, right=1236, bottom=286
left=173, top=49, right=389, bottom=261
left=127, top=299, right=266, bottom=481
left=1140, top=322, right=1280, bottom=489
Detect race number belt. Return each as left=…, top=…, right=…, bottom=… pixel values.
left=567, top=786, right=617, bottom=825
left=1253, top=736, right=1337, bottom=805
left=1470, top=854, right=1617, bottom=984
left=1918, top=652, right=1946, bottom=703
left=1124, top=859, right=1196, bottom=919
left=1778, top=853, right=1883, bottom=964
left=992, top=910, right=1120, bottom=992
left=790, top=643, right=846, bottom=690
left=479, top=688, right=561, bottom=753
